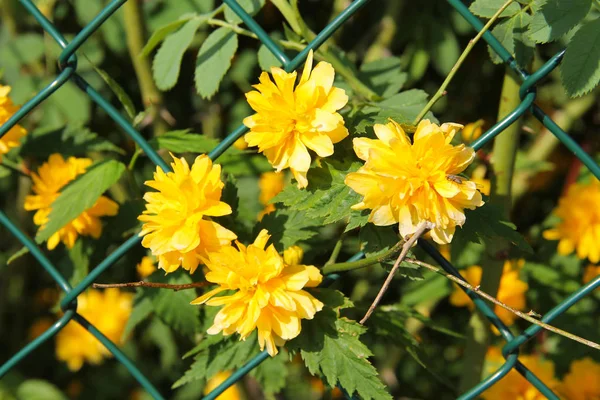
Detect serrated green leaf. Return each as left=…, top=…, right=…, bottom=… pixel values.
left=258, top=43, right=283, bottom=71
left=513, top=11, right=535, bottom=67
left=195, top=28, right=238, bottom=99
left=272, top=160, right=362, bottom=226
left=146, top=273, right=201, bottom=338
left=255, top=209, right=320, bottom=251
left=488, top=17, right=517, bottom=64
left=153, top=17, right=205, bottom=91
left=122, top=296, right=154, bottom=341
left=345, top=210, right=369, bottom=232
left=288, top=310, right=391, bottom=400
left=19, top=125, right=123, bottom=158
left=453, top=203, right=533, bottom=254
left=359, top=57, right=407, bottom=98
left=35, top=160, right=125, bottom=244
left=224, top=0, right=265, bottom=24
left=141, top=14, right=197, bottom=57
left=359, top=225, right=399, bottom=258
left=17, top=380, right=67, bottom=400
left=469, top=0, right=522, bottom=18
left=560, top=18, right=600, bottom=97
left=250, top=352, right=288, bottom=397
left=528, top=0, right=591, bottom=43
left=173, top=353, right=209, bottom=389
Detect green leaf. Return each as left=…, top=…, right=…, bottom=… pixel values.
left=528, top=0, right=592, bottom=43
left=122, top=296, right=154, bottom=341
left=147, top=318, right=179, bottom=368
left=19, top=125, right=123, bottom=158
left=453, top=203, right=533, bottom=254
left=488, top=17, right=517, bottom=64
left=345, top=210, right=369, bottom=232
left=250, top=352, right=288, bottom=397
left=195, top=27, right=239, bottom=99
left=359, top=57, right=407, bottom=98
left=258, top=43, right=283, bottom=71
left=89, top=63, right=136, bottom=120
left=35, top=160, right=125, bottom=244
left=153, top=17, right=205, bottom=91
left=272, top=160, right=362, bottom=225
left=146, top=273, right=201, bottom=338
left=288, top=302, right=391, bottom=400
left=0, top=34, right=45, bottom=67
left=469, top=0, right=522, bottom=18
left=255, top=209, right=320, bottom=251
left=368, top=89, right=436, bottom=125
left=359, top=225, right=398, bottom=258
left=141, top=14, right=197, bottom=57
left=428, top=23, right=460, bottom=76
left=17, top=380, right=67, bottom=400
left=513, top=11, right=535, bottom=67
left=224, top=0, right=265, bottom=24
left=66, top=239, right=92, bottom=286
left=560, top=18, right=600, bottom=97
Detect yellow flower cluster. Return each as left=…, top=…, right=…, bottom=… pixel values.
left=191, top=230, right=323, bottom=356
left=0, top=85, right=27, bottom=162
left=450, top=261, right=528, bottom=327
left=139, top=155, right=237, bottom=274
left=24, top=154, right=119, bottom=250
left=243, top=50, right=348, bottom=188
left=543, top=180, right=600, bottom=263
left=56, top=289, right=132, bottom=371
left=137, top=256, right=157, bottom=279
left=345, top=119, right=484, bottom=244
left=559, top=358, right=600, bottom=400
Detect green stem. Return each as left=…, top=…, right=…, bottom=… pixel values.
left=269, top=0, right=302, bottom=34
left=459, top=68, right=523, bottom=393
left=325, top=232, right=345, bottom=265
left=123, top=0, right=168, bottom=136
left=207, top=19, right=304, bottom=51
left=322, top=241, right=403, bottom=275
left=413, top=0, right=514, bottom=124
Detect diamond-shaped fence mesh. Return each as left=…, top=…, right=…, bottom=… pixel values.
left=0, top=0, right=598, bottom=399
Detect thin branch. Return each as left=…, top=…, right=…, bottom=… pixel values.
left=93, top=281, right=209, bottom=291
left=325, top=232, right=345, bottom=266
left=413, top=0, right=515, bottom=124
left=360, top=222, right=430, bottom=325
left=405, top=258, right=600, bottom=351
left=321, top=240, right=403, bottom=275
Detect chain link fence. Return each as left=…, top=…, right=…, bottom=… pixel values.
left=0, top=0, right=598, bottom=399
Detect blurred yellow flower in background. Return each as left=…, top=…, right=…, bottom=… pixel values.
left=191, top=229, right=323, bottom=356
left=258, top=171, right=285, bottom=220
left=56, top=289, right=132, bottom=371
left=450, top=261, right=528, bottom=327
left=203, top=371, right=243, bottom=400
left=543, top=180, right=600, bottom=263
left=243, top=50, right=348, bottom=189
left=582, top=264, right=600, bottom=285
left=345, top=119, right=484, bottom=244
left=136, top=256, right=157, bottom=279
left=139, top=155, right=237, bottom=274
left=559, top=358, right=600, bottom=400
left=461, top=119, right=484, bottom=143
left=28, top=317, right=54, bottom=341
left=482, top=348, right=559, bottom=400
left=233, top=137, right=248, bottom=150
left=0, top=85, right=27, bottom=162
left=24, top=154, right=119, bottom=250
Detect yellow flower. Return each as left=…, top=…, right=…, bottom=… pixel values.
left=24, top=154, right=119, bottom=250
left=0, top=85, right=27, bottom=162
left=471, top=164, right=490, bottom=196
left=136, top=256, right=157, bottom=279
left=543, top=180, right=600, bottom=263
left=203, top=371, right=243, bottom=400
left=559, top=358, right=600, bottom=400
left=139, top=155, right=237, bottom=274
left=461, top=119, right=484, bottom=143
left=482, top=349, right=559, bottom=400
left=56, top=289, right=133, bottom=371
left=29, top=317, right=54, bottom=341
left=233, top=137, right=248, bottom=150
left=258, top=171, right=285, bottom=219
left=191, top=229, right=324, bottom=356
left=345, top=119, right=484, bottom=244
left=582, top=264, right=600, bottom=285
left=243, top=50, right=349, bottom=189
left=449, top=261, right=528, bottom=327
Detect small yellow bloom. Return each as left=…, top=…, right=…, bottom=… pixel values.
left=582, top=264, right=600, bottom=285
left=24, top=154, right=119, bottom=250
left=543, top=180, right=600, bottom=263
left=56, top=289, right=133, bottom=371
left=449, top=261, right=528, bottom=327
left=243, top=50, right=349, bottom=189
left=191, top=229, right=324, bottom=356
left=139, top=154, right=237, bottom=274
left=461, top=119, right=484, bottom=143
left=345, top=119, right=484, bottom=244
left=0, top=85, right=27, bottom=162
left=258, top=171, right=285, bottom=219
left=203, top=371, right=243, bottom=400
left=233, top=137, right=248, bottom=150
left=136, top=256, right=157, bottom=279
left=483, top=348, right=559, bottom=400
left=559, top=358, right=600, bottom=400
